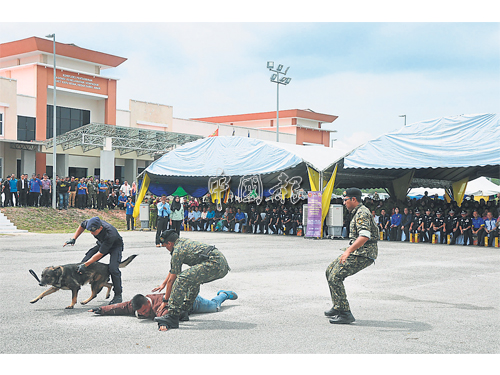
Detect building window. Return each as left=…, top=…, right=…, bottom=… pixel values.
left=17, top=116, right=36, bottom=141
left=0, top=113, right=3, bottom=135
left=46, top=105, right=91, bottom=138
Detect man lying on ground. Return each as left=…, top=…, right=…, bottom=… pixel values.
left=88, top=290, right=237, bottom=331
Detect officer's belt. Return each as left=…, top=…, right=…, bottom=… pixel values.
left=199, top=246, right=216, bottom=261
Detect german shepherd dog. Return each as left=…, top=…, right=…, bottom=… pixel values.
left=30, top=255, right=137, bottom=309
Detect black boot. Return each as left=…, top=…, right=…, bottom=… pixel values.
left=324, top=307, right=341, bottom=317
left=154, top=314, right=180, bottom=329
left=329, top=310, right=356, bottom=324
left=108, top=294, right=122, bottom=305
left=179, top=311, right=190, bottom=322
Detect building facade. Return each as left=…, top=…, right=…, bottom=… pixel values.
left=0, top=36, right=338, bottom=183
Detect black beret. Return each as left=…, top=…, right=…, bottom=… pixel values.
left=343, top=188, right=362, bottom=199
left=159, top=229, right=178, bottom=244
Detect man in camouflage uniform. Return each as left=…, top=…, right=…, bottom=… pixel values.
left=87, top=177, right=98, bottom=209
left=153, top=229, right=230, bottom=330
left=325, top=188, right=378, bottom=324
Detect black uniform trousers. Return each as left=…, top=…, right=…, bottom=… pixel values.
left=82, top=244, right=123, bottom=295
left=156, top=215, right=169, bottom=245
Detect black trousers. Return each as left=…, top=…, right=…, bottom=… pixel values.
left=82, top=245, right=123, bottom=295
left=156, top=216, right=169, bottom=244
left=19, top=190, right=28, bottom=207
left=462, top=228, right=473, bottom=245
left=171, top=220, right=182, bottom=235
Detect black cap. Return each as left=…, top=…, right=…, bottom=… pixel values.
left=415, top=209, right=420, bottom=213
left=159, top=229, right=177, bottom=244
left=449, top=210, right=455, bottom=213
left=461, top=210, right=468, bottom=215
left=86, top=217, right=102, bottom=232
left=436, top=211, right=442, bottom=215
left=343, top=188, right=362, bottom=200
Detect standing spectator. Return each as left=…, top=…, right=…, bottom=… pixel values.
left=113, top=179, right=121, bottom=199
left=2, top=175, right=11, bottom=207
left=471, top=210, right=486, bottom=246
left=120, top=180, right=131, bottom=197
left=268, top=207, right=280, bottom=234
left=9, top=174, right=18, bottom=207
left=169, top=196, right=184, bottom=235
left=484, top=212, right=498, bottom=247
left=77, top=178, right=88, bottom=209
left=400, top=207, right=412, bottom=242
left=459, top=210, right=473, bottom=246
left=126, top=197, right=135, bottom=230
left=40, top=174, right=51, bottom=207
left=57, top=176, right=70, bottom=210
left=69, top=176, right=77, bottom=208
left=149, top=197, right=158, bottom=230
left=87, top=177, right=98, bottom=209
left=155, top=195, right=171, bottom=247
left=292, top=207, right=303, bottom=236
left=97, top=179, right=107, bottom=210
left=29, top=174, right=42, bottom=207
left=17, top=174, right=29, bottom=207
left=281, top=207, right=293, bottom=235
left=118, top=192, right=127, bottom=210
left=378, top=209, right=390, bottom=240
left=130, top=182, right=137, bottom=203
left=390, top=207, right=402, bottom=241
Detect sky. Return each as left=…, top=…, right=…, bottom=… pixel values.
left=1, top=2, right=499, bottom=154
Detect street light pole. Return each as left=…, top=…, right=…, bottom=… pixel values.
left=267, top=62, right=291, bottom=142
left=46, top=33, right=57, bottom=209
left=399, top=114, right=406, bottom=126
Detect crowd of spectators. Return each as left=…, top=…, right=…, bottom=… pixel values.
left=357, top=192, right=500, bottom=247
left=148, top=195, right=304, bottom=236
left=1, top=174, right=137, bottom=212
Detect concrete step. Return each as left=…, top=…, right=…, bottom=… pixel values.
left=0, top=212, right=29, bottom=233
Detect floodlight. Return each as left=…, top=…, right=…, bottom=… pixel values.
left=267, top=61, right=274, bottom=69
left=270, top=74, right=277, bottom=82
left=284, top=67, right=290, bottom=75
left=277, top=64, right=283, bottom=72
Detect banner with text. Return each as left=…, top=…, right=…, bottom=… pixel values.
left=306, top=191, right=322, bottom=238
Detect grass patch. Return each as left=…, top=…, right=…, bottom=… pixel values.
left=0, top=207, right=130, bottom=233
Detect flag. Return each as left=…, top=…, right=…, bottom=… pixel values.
left=232, top=129, right=235, bottom=136
left=208, top=128, right=219, bottom=137
left=248, top=130, right=250, bottom=137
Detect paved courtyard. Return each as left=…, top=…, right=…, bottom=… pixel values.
left=0, top=229, right=499, bottom=354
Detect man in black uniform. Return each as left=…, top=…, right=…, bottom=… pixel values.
left=292, top=207, right=303, bottom=235
left=260, top=206, right=271, bottom=234
left=268, top=207, right=280, bottom=234
left=444, top=209, right=460, bottom=245
left=410, top=209, right=424, bottom=242
left=422, top=209, right=434, bottom=243
left=459, top=210, right=473, bottom=246
left=431, top=210, right=446, bottom=244
left=281, top=207, right=293, bottom=235
left=378, top=209, right=390, bottom=240
left=247, top=206, right=261, bottom=234
left=64, top=216, right=124, bottom=304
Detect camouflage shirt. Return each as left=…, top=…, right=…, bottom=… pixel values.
left=348, top=203, right=379, bottom=260
left=169, top=238, right=216, bottom=275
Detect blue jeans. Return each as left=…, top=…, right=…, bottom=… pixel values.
left=59, top=193, right=69, bottom=209
left=191, top=293, right=228, bottom=314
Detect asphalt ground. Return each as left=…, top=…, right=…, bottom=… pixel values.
left=1, top=229, right=499, bottom=367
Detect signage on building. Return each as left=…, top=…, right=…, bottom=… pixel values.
left=55, top=71, right=104, bottom=93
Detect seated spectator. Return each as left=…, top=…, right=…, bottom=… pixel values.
left=471, top=210, right=486, bottom=246
left=390, top=207, right=402, bottom=241
left=107, top=191, right=117, bottom=209
left=200, top=207, right=208, bottom=231
left=378, top=209, right=390, bottom=240
left=483, top=211, right=497, bottom=247
left=206, top=206, right=216, bottom=231
left=400, top=207, right=412, bottom=242
left=192, top=206, right=202, bottom=231
left=235, top=208, right=246, bottom=233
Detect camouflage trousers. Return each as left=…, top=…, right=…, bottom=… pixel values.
left=326, top=253, right=374, bottom=311
left=168, top=249, right=230, bottom=316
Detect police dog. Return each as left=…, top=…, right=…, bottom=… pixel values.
left=30, top=255, right=137, bottom=309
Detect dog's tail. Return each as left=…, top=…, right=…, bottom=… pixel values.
left=119, top=254, right=138, bottom=268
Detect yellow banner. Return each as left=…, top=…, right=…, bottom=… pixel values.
left=133, top=173, right=150, bottom=219
left=320, top=165, right=338, bottom=236
left=452, top=177, right=469, bottom=207
left=307, top=166, right=320, bottom=192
